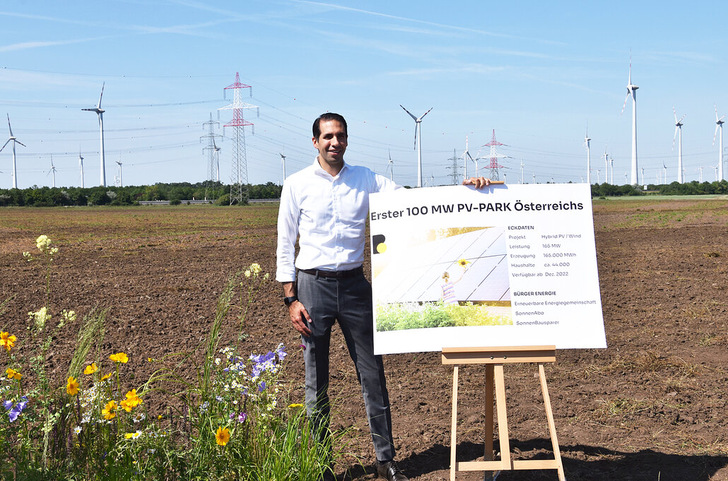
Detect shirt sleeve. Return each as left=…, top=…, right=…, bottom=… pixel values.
left=371, top=170, right=401, bottom=193
left=275, top=180, right=299, bottom=283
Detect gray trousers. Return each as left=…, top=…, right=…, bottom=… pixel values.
left=297, top=268, right=395, bottom=462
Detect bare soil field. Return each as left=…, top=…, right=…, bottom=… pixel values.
left=1, top=197, right=728, bottom=481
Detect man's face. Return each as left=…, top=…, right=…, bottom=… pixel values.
left=313, top=119, right=347, bottom=168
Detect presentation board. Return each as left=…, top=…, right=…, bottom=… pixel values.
left=369, top=183, right=606, bottom=354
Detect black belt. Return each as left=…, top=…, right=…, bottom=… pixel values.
left=299, top=266, right=363, bottom=278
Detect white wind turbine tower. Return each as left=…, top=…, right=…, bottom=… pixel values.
left=47, top=156, right=57, bottom=188
left=213, top=137, right=221, bottom=182
left=714, top=106, right=725, bottom=181
left=82, top=83, right=107, bottom=187
left=279, top=153, right=287, bottom=183
left=78, top=150, right=85, bottom=188
left=673, top=107, right=685, bottom=183
left=584, top=126, right=592, bottom=184
left=115, top=160, right=123, bottom=187
left=621, top=61, right=639, bottom=185
left=400, top=105, right=432, bottom=188
left=1, top=114, right=26, bottom=189
left=386, top=149, right=394, bottom=181
left=463, top=136, right=478, bottom=179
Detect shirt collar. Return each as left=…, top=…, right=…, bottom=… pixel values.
left=313, top=156, right=348, bottom=180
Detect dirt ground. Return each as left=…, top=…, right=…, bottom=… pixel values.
left=1, top=198, right=728, bottom=481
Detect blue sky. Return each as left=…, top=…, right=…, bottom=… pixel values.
left=1, top=0, right=727, bottom=189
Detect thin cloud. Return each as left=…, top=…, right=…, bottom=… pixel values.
left=291, top=0, right=564, bottom=45
left=0, top=37, right=107, bottom=53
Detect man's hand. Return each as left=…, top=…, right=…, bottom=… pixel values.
left=288, top=300, right=312, bottom=337
left=463, top=176, right=492, bottom=189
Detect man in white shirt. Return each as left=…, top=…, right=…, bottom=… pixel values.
left=276, top=113, right=489, bottom=481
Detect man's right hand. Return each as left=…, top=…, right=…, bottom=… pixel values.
left=289, top=301, right=312, bottom=337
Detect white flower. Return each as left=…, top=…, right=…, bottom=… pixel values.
left=74, top=426, right=82, bottom=435
left=36, top=235, right=51, bottom=251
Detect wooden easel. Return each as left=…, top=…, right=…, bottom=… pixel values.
left=441, top=345, right=566, bottom=481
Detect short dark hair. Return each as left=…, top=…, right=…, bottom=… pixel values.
left=313, top=113, right=347, bottom=139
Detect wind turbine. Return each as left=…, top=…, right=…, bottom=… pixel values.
left=400, top=104, right=432, bottom=188
left=1, top=114, right=26, bottom=189
left=621, top=60, right=639, bottom=185
left=47, top=156, right=57, bottom=188
left=279, top=153, right=287, bottom=183
left=213, top=137, right=221, bottom=182
left=115, top=160, right=123, bottom=187
left=714, top=106, right=725, bottom=181
left=584, top=126, right=592, bottom=185
left=82, top=83, right=107, bottom=187
left=672, top=107, right=686, bottom=184
left=78, top=149, right=85, bottom=188
left=463, top=135, right=481, bottom=179
left=385, top=149, right=394, bottom=181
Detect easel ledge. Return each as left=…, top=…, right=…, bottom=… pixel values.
left=442, top=345, right=565, bottom=481
left=442, top=345, right=556, bottom=365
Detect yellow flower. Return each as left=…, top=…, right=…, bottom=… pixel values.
left=6, top=368, right=21, bottom=381
left=0, top=332, right=17, bottom=352
left=66, top=376, right=80, bottom=396
left=120, top=389, right=142, bottom=412
left=215, top=426, right=230, bottom=446
left=100, top=372, right=112, bottom=381
left=84, top=363, right=98, bottom=375
left=288, top=403, right=304, bottom=409
left=125, top=430, right=141, bottom=440
left=457, top=258, right=470, bottom=268
left=102, top=401, right=117, bottom=420
left=109, top=352, right=129, bottom=364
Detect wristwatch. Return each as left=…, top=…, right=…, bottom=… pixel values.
left=283, top=296, right=298, bottom=307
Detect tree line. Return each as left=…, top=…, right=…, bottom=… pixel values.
left=591, top=180, right=728, bottom=197
left=0, top=181, right=282, bottom=207
left=2, top=179, right=727, bottom=207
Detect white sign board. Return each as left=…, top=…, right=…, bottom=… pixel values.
left=369, top=183, right=606, bottom=354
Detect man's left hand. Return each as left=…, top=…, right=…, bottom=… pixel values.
left=462, top=177, right=492, bottom=189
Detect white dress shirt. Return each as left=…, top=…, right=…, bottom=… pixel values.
left=276, top=158, right=399, bottom=283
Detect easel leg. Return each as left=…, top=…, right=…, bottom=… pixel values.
left=450, top=366, right=459, bottom=481
left=484, top=364, right=494, bottom=461
left=493, top=364, right=512, bottom=471
left=484, top=365, right=499, bottom=481
left=538, top=363, right=566, bottom=481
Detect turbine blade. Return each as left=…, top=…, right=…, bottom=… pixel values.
left=714, top=124, right=719, bottom=146
left=672, top=126, right=678, bottom=151
left=15, top=140, right=26, bottom=148
left=419, top=107, right=433, bottom=121
left=620, top=92, right=629, bottom=115
left=412, top=124, right=417, bottom=150
left=98, top=82, right=105, bottom=108
left=400, top=104, right=417, bottom=121
left=6, top=114, right=12, bottom=136
left=673, top=107, right=678, bottom=124
left=0, top=139, right=10, bottom=152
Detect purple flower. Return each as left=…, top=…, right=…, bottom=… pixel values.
left=8, top=397, right=28, bottom=423
left=2, top=400, right=12, bottom=411
left=258, top=381, right=266, bottom=392
left=236, top=412, right=247, bottom=423
left=275, top=343, right=287, bottom=361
